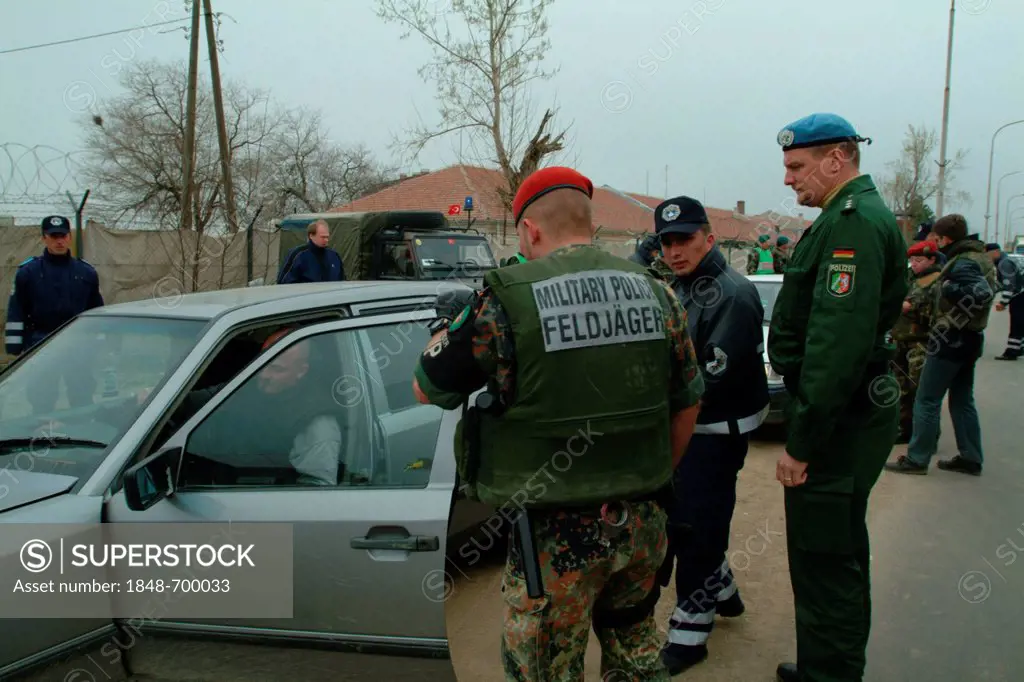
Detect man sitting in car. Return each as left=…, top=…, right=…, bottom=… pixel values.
left=173, top=328, right=343, bottom=486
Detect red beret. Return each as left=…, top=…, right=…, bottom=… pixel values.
left=907, top=240, right=940, bottom=258
left=512, top=166, right=593, bottom=225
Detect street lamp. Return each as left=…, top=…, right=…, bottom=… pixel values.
left=1006, top=193, right=1024, bottom=246
left=983, top=119, right=1024, bottom=241
left=995, top=170, right=1024, bottom=241
left=1008, top=208, right=1024, bottom=235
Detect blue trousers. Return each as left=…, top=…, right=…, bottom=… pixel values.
left=907, top=353, right=983, bottom=467
left=664, top=432, right=748, bottom=649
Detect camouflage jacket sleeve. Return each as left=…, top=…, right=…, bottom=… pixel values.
left=905, top=275, right=939, bottom=329
left=746, top=251, right=758, bottom=275
left=413, top=289, right=509, bottom=410
left=656, top=280, right=705, bottom=413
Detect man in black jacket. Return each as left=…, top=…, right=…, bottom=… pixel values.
left=886, top=215, right=996, bottom=476
left=653, top=196, right=771, bottom=674
left=987, top=243, right=1023, bottom=361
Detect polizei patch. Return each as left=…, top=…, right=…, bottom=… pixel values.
left=827, top=262, right=855, bottom=297
left=532, top=269, right=665, bottom=352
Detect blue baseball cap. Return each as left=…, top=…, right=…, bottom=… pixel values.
left=654, top=196, right=709, bottom=238
left=41, top=215, right=71, bottom=235
left=777, top=113, right=872, bottom=151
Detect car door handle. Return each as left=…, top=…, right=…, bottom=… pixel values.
left=350, top=535, right=440, bottom=552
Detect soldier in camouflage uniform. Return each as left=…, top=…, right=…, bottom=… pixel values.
left=413, top=167, right=704, bottom=681
left=891, top=240, right=944, bottom=443
left=772, top=235, right=791, bottom=273
left=628, top=232, right=674, bottom=282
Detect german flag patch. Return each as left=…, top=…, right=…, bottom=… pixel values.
left=832, top=248, right=855, bottom=259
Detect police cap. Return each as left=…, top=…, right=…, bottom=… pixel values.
left=512, top=166, right=593, bottom=226
left=777, top=113, right=872, bottom=151
left=654, top=196, right=708, bottom=238
left=41, top=215, right=71, bottom=235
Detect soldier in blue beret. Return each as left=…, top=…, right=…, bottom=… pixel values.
left=5, top=215, right=105, bottom=413
left=768, top=114, right=908, bottom=682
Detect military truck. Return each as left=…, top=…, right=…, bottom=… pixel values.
left=274, top=210, right=498, bottom=288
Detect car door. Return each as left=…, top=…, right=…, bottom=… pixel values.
left=103, top=310, right=459, bottom=678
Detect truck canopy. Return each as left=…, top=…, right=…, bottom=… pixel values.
left=277, top=211, right=450, bottom=280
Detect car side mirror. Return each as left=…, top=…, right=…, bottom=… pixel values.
left=123, top=446, right=182, bottom=512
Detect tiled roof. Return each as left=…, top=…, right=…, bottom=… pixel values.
left=332, top=165, right=810, bottom=241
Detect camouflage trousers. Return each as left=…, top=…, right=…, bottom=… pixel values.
left=501, top=500, right=669, bottom=682
left=894, top=340, right=928, bottom=434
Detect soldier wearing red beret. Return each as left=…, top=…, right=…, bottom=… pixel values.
left=891, top=240, right=944, bottom=443
left=412, top=166, right=705, bottom=680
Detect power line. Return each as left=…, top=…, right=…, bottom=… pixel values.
left=0, top=16, right=198, bottom=56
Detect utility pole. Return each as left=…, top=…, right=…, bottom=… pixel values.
left=664, top=165, right=668, bottom=197
left=935, top=0, right=955, bottom=219
left=203, top=0, right=238, bottom=233
left=180, top=0, right=201, bottom=233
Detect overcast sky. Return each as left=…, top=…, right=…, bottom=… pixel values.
left=3, top=0, right=1023, bottom=239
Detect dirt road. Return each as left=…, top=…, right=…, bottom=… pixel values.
left=446, top=435, right=901, bottom=682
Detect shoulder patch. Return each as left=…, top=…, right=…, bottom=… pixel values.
left=448, top=305, right=470, bottom=333
left=841, top=196, right=857, bottom=214
left=826, top=262, right=856, bottom=297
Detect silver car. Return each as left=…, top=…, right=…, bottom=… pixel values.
left=746, top=274, right=789, bottom=424
left=0, top=281, right=488, bottom=680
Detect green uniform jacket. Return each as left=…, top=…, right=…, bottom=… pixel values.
left=767, top=175, right=908, bottom=463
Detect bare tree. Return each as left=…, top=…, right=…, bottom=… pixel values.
left=376, top=0, right=570, bottom=211
left=879, top=123, right=970, bottom=228
left=80, top=59, right=396, bottom=290
left=264, top=108, right=397, bottom=215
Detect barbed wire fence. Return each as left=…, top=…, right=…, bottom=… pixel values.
left=0, top=142, right=281, bottom=331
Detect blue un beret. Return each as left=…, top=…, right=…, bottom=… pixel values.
left=41, top=215, right=71, bottom=235
left=654, top=196, right=708, bottom=238
left=777, top=113, right=872, bottom=151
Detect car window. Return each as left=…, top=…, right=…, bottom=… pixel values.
left=0, top=316, right=203, bottom=490
left=380, top=241, right=415, bottom=278
left=178, top=321, right=443, bottom=490
left=752, top=281, right=783, bottom=322
left=363, top=323, right=428, bottom=412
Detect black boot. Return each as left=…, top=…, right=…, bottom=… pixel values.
left=995, top=353, right=1019, bottom=361
left=715, top=591, right=745, bottom=618
left=776, top=662, right=802, bottom=681
left=661, top=644, right=708, bottom=676
left=937, top=455, right=982, bottom=476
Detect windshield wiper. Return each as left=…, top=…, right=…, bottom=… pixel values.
left=0, top=437, right=108, bottom=452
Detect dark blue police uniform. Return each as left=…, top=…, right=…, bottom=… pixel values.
left=990, top=244, right=1023, bottom=360
left=654, top=197, right=770, bottom=675
left=276, top=239, right=346, bottom=284
left=4, top=216, right=104, bottom=412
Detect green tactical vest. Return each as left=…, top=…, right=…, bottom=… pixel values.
left=457, top=246, right=674, bottom=509
left=933, top=245, right=998, bottom=333
left=756, top=248, right=775, bottom=274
